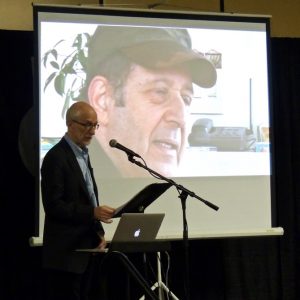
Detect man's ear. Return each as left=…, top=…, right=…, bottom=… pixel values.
left=87, top=76, right=113, bottom=126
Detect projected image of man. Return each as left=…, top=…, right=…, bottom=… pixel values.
left=85, top=26, right=217, bottom=177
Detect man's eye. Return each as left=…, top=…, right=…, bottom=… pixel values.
left=154, top=88, right=168, bottom=95
left=148, top=88, right=169, bottom=104
left=182, top=94, right=192, bottom=106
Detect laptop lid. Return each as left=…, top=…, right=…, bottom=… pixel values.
left=75, top=213, right=168, bottom=254
left=113, top=183, right=171, bottom=218
left=109, top=213, right=165, bottom=252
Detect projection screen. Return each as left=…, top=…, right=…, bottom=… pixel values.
left=31, top=4, right=283, bottom=244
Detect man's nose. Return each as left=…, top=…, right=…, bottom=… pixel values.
left=164, top=92, right=187, bottom=128
left=89, top=126, right=96, bottom=135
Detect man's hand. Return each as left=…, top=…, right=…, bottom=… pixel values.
left=94, top=205, right=115, bottom=223
left=96, top=234, right=107, bottom=250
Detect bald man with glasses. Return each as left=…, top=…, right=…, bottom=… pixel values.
left=41, top=101, right=115, bottom=300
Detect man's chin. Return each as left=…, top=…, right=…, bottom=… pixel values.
left=84, top=139, right=93, bottom=146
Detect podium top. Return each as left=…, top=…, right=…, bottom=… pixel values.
left=113, top=182, right=172, bottom=218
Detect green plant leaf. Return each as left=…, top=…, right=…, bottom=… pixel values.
left=54, top=73, right=66, bottom=96
left=53, top=39, right=65, bottom=48
left=69, top=78, right=79, bottom=99
left=50, top=61, right=59, bottom=69
left=83, top=32, right=91, bottom=43
left=77, top=49, right=87, bottom=68
left=60, top=49, right=76, bottom=69
left=61, top=91, right=71, bottom=119
left=62, top=59, right=77, bottom=75
left=42, top=49, right=58, bottom=68
left=73, top=34, right=82, bottom=49
left=43, top=72, right=57, bottom=92
left=42, top=52, right=49, bottom=68
left=50, top=49, right=58, bottom=61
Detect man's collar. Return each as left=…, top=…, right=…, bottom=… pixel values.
left=64, top=133, right=88, bottom=155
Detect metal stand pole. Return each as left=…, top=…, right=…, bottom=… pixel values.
left=139, top=252, right=179, bottom=300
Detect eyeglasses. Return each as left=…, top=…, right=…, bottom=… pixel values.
left=72, top=119, right=99, bottom=130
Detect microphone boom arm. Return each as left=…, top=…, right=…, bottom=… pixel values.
left=127, top=156, right=219, bottom=211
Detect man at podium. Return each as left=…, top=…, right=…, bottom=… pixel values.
left=41, top=102, right=115, bottom=300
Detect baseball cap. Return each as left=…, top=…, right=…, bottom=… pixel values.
left=87, top=26, right=217, bottom=88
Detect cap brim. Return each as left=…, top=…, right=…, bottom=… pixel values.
left=121, top=41, right=217, bottom=88
left=182, top=55, right=217, bottom=89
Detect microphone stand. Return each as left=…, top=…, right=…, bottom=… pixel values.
left=127, top=155, right=219, bottom=300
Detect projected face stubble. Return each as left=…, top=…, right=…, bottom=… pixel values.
left=88, top=63, right=193, bottom=177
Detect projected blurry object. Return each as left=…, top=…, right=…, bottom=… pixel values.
left=256, top=142, right=269, bottom=152
left=256, top=125, right=270, bottom=152
left=188, top=118, right=256, bottom=152
left=205, top=50, right=222, bottom=69
left=191, top=50, right=222, bottom=114
left=41, top=138, right=61, bottom=159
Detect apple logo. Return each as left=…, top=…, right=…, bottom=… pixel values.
left=134, top=229, right=141, bottom=238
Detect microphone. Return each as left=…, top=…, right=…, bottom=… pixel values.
left=109, top=139, right=141, bottom=158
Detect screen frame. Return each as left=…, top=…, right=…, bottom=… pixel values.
left=33, top=4, right=276, bottom=239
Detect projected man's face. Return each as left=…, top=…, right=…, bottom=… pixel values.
left=90, top=64, right=193, bottom=177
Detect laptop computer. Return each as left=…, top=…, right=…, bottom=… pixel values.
left=76, top=213, right=168, bottom=253
left=109, top=213, right=166, bottom=252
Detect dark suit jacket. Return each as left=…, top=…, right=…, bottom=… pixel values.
left=41, top=137, right=104, bottom=274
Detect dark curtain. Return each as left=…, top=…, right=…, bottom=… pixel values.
left=271, top=38, right=300, bottom=299
left=1, top=30, right=300, bottom=300
left=0, top=30, right=40, bottom=300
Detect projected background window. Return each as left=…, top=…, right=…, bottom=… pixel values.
left=36, top=7, right=275, bottom=241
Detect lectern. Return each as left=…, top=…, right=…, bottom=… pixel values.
left=112, top=182, right=177, bottom=299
